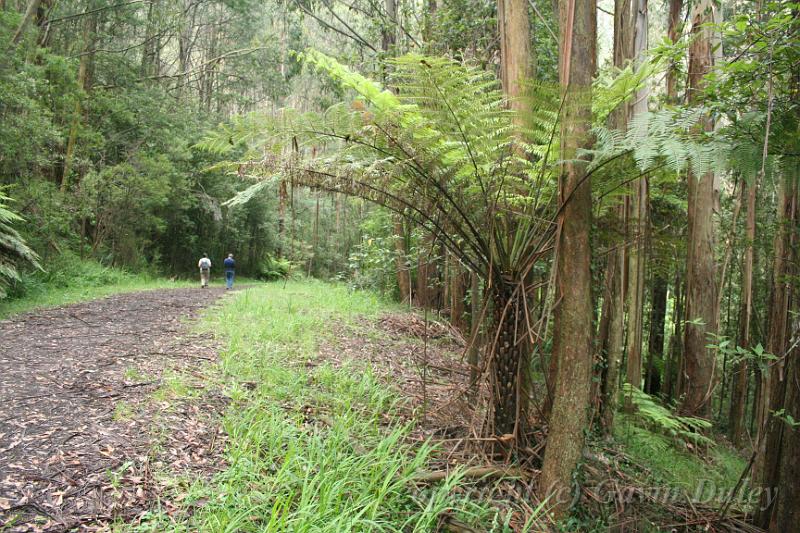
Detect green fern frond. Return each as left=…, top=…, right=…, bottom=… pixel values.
left=0, top=192, right=41, bottom=298
left=623, top=384, right=715, bottom=450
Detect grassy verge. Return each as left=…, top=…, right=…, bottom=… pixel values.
left=128, top=281, right=504, bottom=532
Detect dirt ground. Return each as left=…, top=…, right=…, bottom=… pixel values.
left=0, top=288, right=230, bottom=532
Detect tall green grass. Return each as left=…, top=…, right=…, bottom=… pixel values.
left=129, top=281, right=505, bottom=532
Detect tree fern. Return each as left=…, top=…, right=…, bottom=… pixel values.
left=0, top=192, right=41, bottom=298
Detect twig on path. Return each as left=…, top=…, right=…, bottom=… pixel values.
left=123, top=380, right=159, bottom=389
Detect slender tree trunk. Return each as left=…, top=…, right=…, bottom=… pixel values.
left=680, top=0, right=718, bottom=417
left=61, top=8, right=97, bottom=191
left=382, top=0, right=397, bottom=53
left=623, top=0, right=648, bottom=412
left=661, top=0, right=683, bottom=405
left=468, top=270, right=482, bottom=399
left=540, top=0, right=595, bottom=518
left=755, top=173, right=798, bottom=527
left=141, top=0, right=156, bottom=77
left=449, top=257, right=467, bottom=332
left=416, top=234, right=437, bottom=308
left=645, top=276, right=667, bottom=395
left=34, top=0, right=53, bottom=48
left=665, top=0, right=682, bottom=103
left=594, top=0, right=632, bottom=431
left=597, top=242, right=624, bottom=433
left=393, top=216, right=411, bottom=303
left=664, top=271, right=683, bottom=401
left=423, top=0, right=437, bottom=43
left=729, top=177, right=757, bottom=446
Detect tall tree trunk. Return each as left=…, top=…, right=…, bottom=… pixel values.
left=594, top=0, right=632, bottom=431
left=755, top=173, right=798, bottom=527
left=540, top=0, right=595, bottom=518
left=680, top=0, right=718, bottom=417
left=61, top=8, right=97, bottom=191
left=623, top=0, right=648, bottom=411
left=661, top=0, right=682, bottom=404
left=664, top=271, right=683, bottom=401
left=729, top=177, right=757, bottom=446
left=771, top=322, right=800, bottom=532
left=597, top=242, right=624, bottom=434
left=665, top=0, right=682, bottom=103
left=645, top=276, right=667, bottom=394
left=497, top=0, right=530, bottom=117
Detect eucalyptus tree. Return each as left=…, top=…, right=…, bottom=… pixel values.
left=680, top=0, right=719, bottom=418
left=538, top=0, right=595, bottom=517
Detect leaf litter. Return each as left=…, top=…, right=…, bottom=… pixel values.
left=0, top=288, right=231, bottom=532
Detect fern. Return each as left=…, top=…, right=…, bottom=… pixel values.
left=622, top=384, right=715, bottom=450
left=0, top=192, right=41, bottom=298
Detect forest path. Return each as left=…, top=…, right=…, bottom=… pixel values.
left=0, top=288, right=230, bottom=532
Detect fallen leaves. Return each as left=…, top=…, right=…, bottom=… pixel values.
left=0, top=288, right=229, bottom=532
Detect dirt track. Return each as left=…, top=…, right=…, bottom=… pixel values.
left=0, top=288, right=228, bottom=532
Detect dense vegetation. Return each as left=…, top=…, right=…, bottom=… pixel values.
left=1, top=0, right=798, bottom=531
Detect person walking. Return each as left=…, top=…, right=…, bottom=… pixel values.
left=198, top=254, right=211, bottom=288
left=223, top=253, right=235, bottom=290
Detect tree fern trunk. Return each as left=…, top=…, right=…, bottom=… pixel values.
left=489, top=279, right=530, bottom=437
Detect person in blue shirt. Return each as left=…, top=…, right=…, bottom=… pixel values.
left=223, top=253, right=235, bottom=289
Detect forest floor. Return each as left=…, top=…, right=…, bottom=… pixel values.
left=0, top=282, right=751, bottom=532
left=0, top=288, right=233, bottom=532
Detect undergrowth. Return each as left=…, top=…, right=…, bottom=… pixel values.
left=613, top=414, right=746, bottom=507
left=127, top=281, right=512, bottom=532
